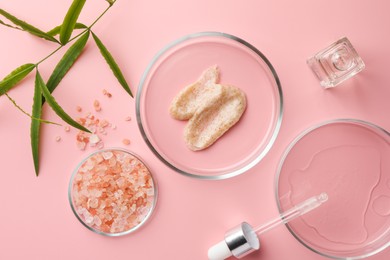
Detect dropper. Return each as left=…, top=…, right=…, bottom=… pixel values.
left=208, top=192, right=328, bottom=260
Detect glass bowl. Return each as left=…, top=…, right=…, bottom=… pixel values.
left=136, top=32, right=283, bottom=180
left=276, top=119, right=390, bottom=259
left=68, top=148, right=158, bottom=236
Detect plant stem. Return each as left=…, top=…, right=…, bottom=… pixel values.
left=89, top=4, right=112, bottom=29
left=36, top=45, right=63, bottom=65
left=35, top=3, right=113, bottom=67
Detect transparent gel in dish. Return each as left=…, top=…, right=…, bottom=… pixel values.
left=136, top=32, right=283, bottom=180
left=276, top=119, right=390, bottom=259
left=69, top=149, right=157, bottom=236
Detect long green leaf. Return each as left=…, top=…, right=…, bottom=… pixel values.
left=0, top=9, right=59, bottom=43
left=46, top=31, right=89, bottom=94
left=59, top=0, right=86, bottom=45
left=92, top=32, right=133, bottom=97
left=36, top=71, right=90, bottom=133
left=0, top=19, right=22, bottom=31
left=0, top=63, right=35, bottom=96
left=31, top=73, right=43, bottom=176
left=47, top=22, right=87, bottom=37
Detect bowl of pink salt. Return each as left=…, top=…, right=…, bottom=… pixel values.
left=69, top=149, right=157, bottom=236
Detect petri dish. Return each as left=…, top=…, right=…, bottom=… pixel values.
left=69, top=148, right=157, bottom=236
left=136, top=32, right=283, bottom=180
left=276, top=119, right=390, bottom=259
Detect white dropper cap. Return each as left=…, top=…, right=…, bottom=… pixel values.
left=208, top=222, right=260, bottom=260
left=208, top=240, right=232, bottom=260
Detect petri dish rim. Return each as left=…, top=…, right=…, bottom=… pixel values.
left=275, top=118, right=390, bottom=259
left=136, top=31, right=283, bottom=180
left=68, top=148, right=158, bottom=237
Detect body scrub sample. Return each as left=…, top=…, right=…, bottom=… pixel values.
left=69, top=149, right=157, bottom=236
left=170, top=66, right=247, bottom=151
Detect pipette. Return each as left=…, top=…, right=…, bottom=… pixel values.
left=208, top=192, right=328, bottom=260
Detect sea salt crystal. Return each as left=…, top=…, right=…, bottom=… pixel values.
left=85, top=215, right=94, bottom=224
left=122, top=139, right=130, bottom=145
left=102, top=151, right=113, bottom=160
left=89, top=134, right=100, bottom=144
left=77, top=141, right=86, bottom=150
left=93, top=216, right=102, bottom=226
left=88, top=198, right=99, bottom=209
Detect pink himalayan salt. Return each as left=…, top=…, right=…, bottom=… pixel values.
left=125, top=116, right=131, bottom=121
left=102, top=89, right=112, bottom=98
left=122, top=139, right=130, bottom=145
left=76, top=112, right=110, bottom=151
left=71, top=150, right=155, bottom=234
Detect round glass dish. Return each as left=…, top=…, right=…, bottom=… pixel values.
left=136, top=32, right=283, bottom=180
left=276, top=119, right=390, bottom=259
left=69, top=148, right=157, bottom=236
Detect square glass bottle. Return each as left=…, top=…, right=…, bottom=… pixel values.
left=307, top=37, right=365, bottom=88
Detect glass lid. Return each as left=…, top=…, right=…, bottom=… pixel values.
left=276, top=119, right=390, bottom=259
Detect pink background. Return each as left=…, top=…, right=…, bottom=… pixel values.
left=1, top=0, right=389, bottom=259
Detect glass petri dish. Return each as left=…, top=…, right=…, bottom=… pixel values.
left=276, top=119, right=390, bottom=259
left=69, top=148, right=157, bottom=236
left=136, top=32, right=283, bottom=180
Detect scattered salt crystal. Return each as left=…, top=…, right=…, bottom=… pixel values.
left=122, top=139, right=130, bottom=145
left=93, top=100, right=100, bottom=107
left=77, top=141, right=87, bottom=150
left=125, top=116, right=131, bottom=121
left=76, top=106, right=82, bottom=112
left=64, top=126, right=70, bottom=132
left=97, top=143, right=104, bottom=149
left=112, top=124, right=117, bottom=130
left=102, top=89, right=112, bottom=98
left=100, top=119, right=109, bottom=128
left=55, top=136, right=61, bottom=142
left=89, top=134, right=100, bottom=144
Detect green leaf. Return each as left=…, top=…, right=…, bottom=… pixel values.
left=59, top=0, right=86, bottom=45
left=0, top=19, right=22, bottom=31
left=0, top=63, right=35, bottom=96
left=31, top=73, right=43, bottom=176
left=92, top=32, right=133, bottom=97
left=0, top=9, right=60, bottom=43
left=36, top=70, right=90, bottom=133
left=47, top=22, right=87, bottom=37
left=46, top=31, right=89, bottom=95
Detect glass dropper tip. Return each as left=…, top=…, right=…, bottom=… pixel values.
left=317, top=192, right=329, bottom=203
